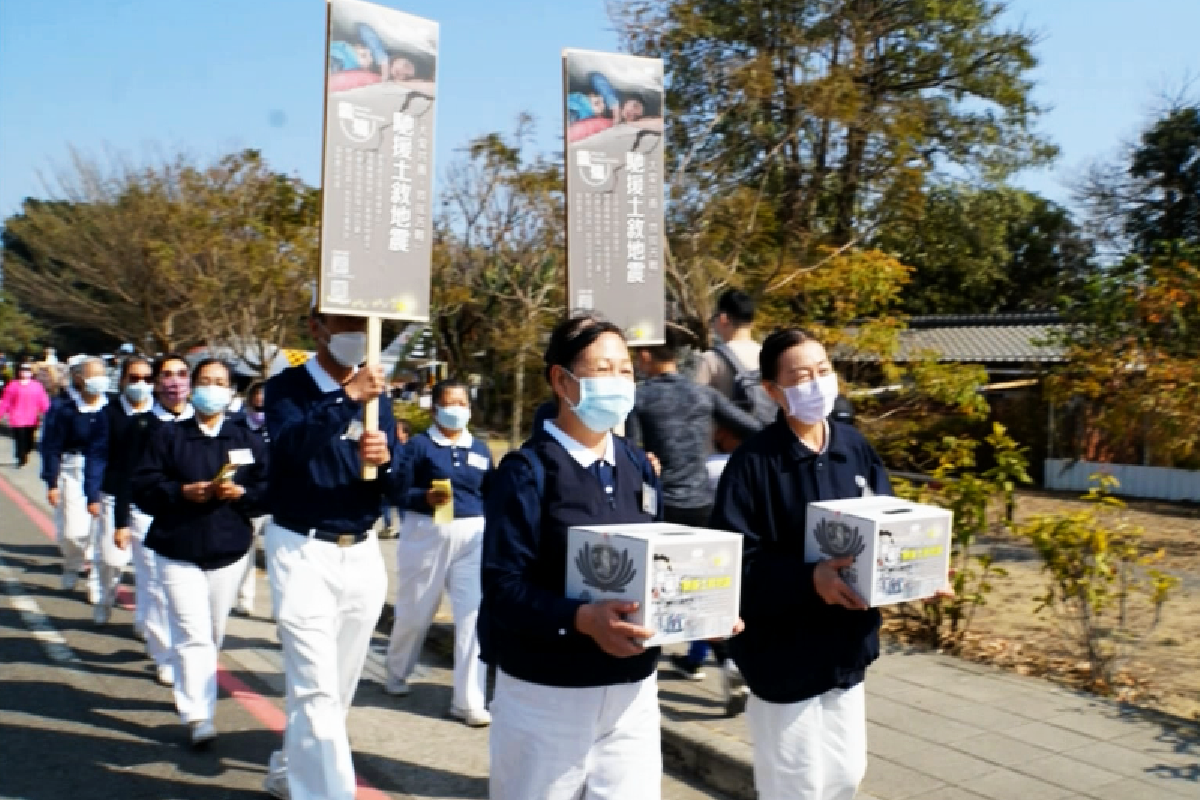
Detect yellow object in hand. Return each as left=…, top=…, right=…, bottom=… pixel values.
left=431, top=478, right=454, bottom=524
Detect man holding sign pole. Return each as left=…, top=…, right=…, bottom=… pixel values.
left=262, top=308, right=412, bottom=800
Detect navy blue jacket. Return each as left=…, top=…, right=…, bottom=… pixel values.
left=264, top=362, right=412, bottom=533
left=134, top=417, right=269, bottom=570
left=480, top=428, right=662, bottom=688
left=405, top=429, right=493, bottom=518
left=710, top=414, right=892, bottom=704
left=40, top=393, right=109, bottom=504
left=101, top=396, right=158, bottom=528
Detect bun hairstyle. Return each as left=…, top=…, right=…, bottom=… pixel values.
left=543, top=313, right=625, bottom=384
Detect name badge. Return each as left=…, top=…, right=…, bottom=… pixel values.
left=228, top=449, right=254, bottom=466
left=642, top=483, right=658, bottom=516
left=467, top=452, right=489, bottom=471
left=344, top=420, right=364, bottom=442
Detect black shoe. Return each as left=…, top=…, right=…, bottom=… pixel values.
left=669, top=653, right=706, bottom=681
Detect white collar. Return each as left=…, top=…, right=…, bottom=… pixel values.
left=197, top=415, right=224, bottom=437
left=305, top=355, right=356, bottom=394
left=153, top=400, right=195, bottom=422
left=543, top=420, right=614, bottom=469
left=68, top=387, right=108, bottom=413
left=119, top=394, right=153, bottom=416
left=428, top=425, right=473, bottom=448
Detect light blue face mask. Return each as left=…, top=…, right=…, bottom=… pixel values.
left=124, top=381, right=153, bottom=405
left=435, top=404, right=471, bottom=431
left=83, top=375, right=110, bottom=397
left=566, top=373, right=636, bottom=434
left=191, top=386, right=232, bottom=416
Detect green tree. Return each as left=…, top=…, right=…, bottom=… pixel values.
left=881, top=186, right=1096, bottom=315
left=1, top=149, right=316, bottom=370
left=0, top=292, right=44, bottom=356
left=434, top=116, right=565, bottom=441
left=612, top=0, right=1056, bottom=309
left=1074, top=100, right=1200, bottom=256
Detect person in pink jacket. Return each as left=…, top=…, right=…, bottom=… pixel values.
left=0, top=364, right=52, bottom=467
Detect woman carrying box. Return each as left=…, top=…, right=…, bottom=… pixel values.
left=480, top=314, right=667, bottom=800
left=709, top=327, right=891, bottom=800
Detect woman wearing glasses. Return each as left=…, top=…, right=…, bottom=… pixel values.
left=93, top=356, right=157, bottom=626
left=133, top=358, right=268, bottom=747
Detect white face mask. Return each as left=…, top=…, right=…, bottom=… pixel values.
left=83, top=375, right=110, bottom=397
left=326, top=331, right=368, bottom=368
left=780, top=373, right=839, bottom=424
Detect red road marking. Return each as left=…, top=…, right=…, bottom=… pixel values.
left=0, top=472, right=390, bottom=800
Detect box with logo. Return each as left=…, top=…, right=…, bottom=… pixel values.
left=805, top=497, right=953, bottom=607
left=565, top=523, right=743, bottom=647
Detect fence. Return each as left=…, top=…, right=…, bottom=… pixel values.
left=1043, top=458, right=1200, bottom=503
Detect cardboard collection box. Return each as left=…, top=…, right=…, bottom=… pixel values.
left=565, top=523, right=743, bottom=647
left=805, top=497, right=953, bottom=607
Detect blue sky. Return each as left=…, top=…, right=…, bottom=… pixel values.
left=0, top=0, right=1196, bottom=219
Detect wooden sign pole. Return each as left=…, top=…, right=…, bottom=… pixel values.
left=361, top=315, right=382, bottom=480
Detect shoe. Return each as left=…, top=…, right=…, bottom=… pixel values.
left=263, top=771, right=290, bottom=799
left=450, top=705, right=491, bottom=727
left=133, top=624, right=147, bottom=642
left=156, top=664, right=175, bottom=687
left=383, top=677, right=411, bottom=697
left=720, top=660, right=748, bottom=717
left=232, top=602, right=254, bottom=617
left=669, top=653, right=706, bottom=681
left=88, top=584, right=101, bottom=605
left=61, top=572, right=79, bottom=591
left=190, top=719, right=217, bottom=747
left=93, top=604, right=111, bottom=625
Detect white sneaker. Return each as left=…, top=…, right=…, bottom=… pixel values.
left=93, top=604, right=111, bottom=625
left=61, top=572, right=78, bottom=591
left=190, top=719, right=217, bottom=747
left=263, top=771, right=290, bottom=799
left=87, top=583, right=101, bottom=605
left=156, top=664, right=175, bottom=687
left=383, top=677, right=411, bottom=696
left=450, top=705, right=491, bottom=727
left=232, top=601, right=254, bottom=617
left=720, top=660, right=748, bottom=717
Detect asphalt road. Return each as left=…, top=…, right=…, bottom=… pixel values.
left=0, top=462, right=732, bottom=800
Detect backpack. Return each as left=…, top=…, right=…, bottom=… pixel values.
left=713, top=342, right=777, bottom=425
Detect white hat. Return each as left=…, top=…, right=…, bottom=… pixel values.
left=66, top=354, right=89, bottom=368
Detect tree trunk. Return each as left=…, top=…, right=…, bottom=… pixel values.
left=510, top=344, right=526, bottom=449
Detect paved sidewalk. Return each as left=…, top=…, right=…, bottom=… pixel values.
left=6, top=451, right=1197, bottom=800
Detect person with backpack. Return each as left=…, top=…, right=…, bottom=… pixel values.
left=480, top=314, right=674, bottom=800
left=696, top=289, right=777, bottom=428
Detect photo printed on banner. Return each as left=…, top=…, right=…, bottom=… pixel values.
left=564, top=49, right=665, bottom=345
left=320, top=0, right=437, bottom=320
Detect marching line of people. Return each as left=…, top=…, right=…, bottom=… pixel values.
left=18, top=291, right=937, bottom=800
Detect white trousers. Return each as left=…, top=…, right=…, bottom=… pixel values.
left=746, top=683, right=868, bottom=800
left=159, top=552, right=248, bottom=723
left=55, top=454, right=95, bottom=580
left=490, top=671, right=662, bottom=800
left=131, top=511, right=173, bottom=668
left=386, top=513, right=486, bottom=712
left=265, top=521, right=389, bottom=800
left=235, top=516, right=270, bottom=611
left=93, top=494, right=132, bottom=609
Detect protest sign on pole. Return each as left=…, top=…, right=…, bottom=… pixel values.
left=563, top=49, right=666, bottom=345
left=319, top=0, right=438, bottom=476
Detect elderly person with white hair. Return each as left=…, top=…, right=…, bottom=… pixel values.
left=40, top=356, right=111, bottom=598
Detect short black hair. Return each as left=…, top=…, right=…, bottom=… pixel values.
left=716, top=289, right=755, bottom=327
left=544, top=313, right=624, bottom=383
left=190, top=357, right=232, bottom=385
left=641, top=326, right=684, bottom=363
left=118, top=355, right=153, bottom=385
left=432, top=379, right=468, bottom=406
left=759, top=328, right=818, bottom=382
left=245, top=380, right=267, bottom=407
left=152, top=353, right=189, bottom=381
